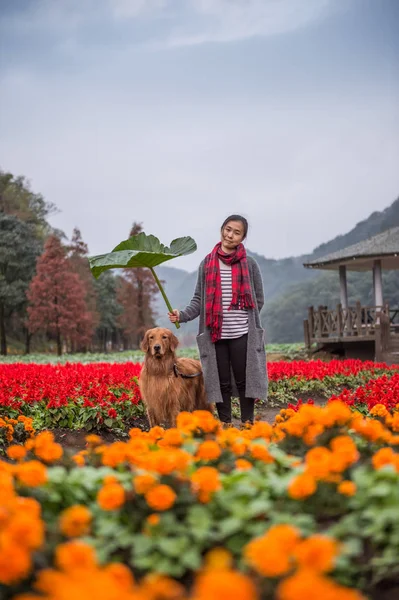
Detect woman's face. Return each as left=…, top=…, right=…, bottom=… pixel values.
left=220, top=220, right=245, bottom=252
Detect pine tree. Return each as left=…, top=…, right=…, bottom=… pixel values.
left=27, top=236, right=94, bottom=355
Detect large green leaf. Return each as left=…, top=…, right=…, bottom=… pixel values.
left=89, top=233, right=197, bottom=279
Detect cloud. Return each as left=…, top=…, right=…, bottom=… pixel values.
left=163, top=0, right=340, bottom=47
left=1, top=0, right=345, bottom=46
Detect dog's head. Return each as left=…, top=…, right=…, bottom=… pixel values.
left=140, top=327, right=179, bottom=359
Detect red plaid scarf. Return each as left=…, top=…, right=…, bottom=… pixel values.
left=205, top=242, right=255, bottom=343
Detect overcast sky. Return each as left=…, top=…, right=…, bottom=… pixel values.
left=1, top=0, right=398, bottom=271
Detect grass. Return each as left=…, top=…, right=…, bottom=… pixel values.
left=0, top=343, right=306, bottom=364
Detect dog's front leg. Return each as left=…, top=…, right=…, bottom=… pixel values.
left=147, top=407, right=159, bottom=428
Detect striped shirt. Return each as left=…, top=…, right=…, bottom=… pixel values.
left=219, top=260, right=249, bottom=339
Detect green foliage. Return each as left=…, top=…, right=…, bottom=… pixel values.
left=89, top=233, right=197, bottom=278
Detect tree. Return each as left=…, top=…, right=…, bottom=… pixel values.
left=93, top=272, right=122, bottom=352
left=0, top=170, right=58, bottom=239
left=27, top=236, right=94, bottom=355
left=67, top=227, right=100, bottom=350
left=0, top=215, right=41, bottom=355
left=116, top=222, right=159, bottom=348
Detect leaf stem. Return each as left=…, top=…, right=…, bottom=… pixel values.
left=150, top=267, right=180, bottom=329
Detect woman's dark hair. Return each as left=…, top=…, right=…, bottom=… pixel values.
left=221, top=214, right=249, bottom=239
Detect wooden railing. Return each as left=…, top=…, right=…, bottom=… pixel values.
left=303, top=302, right=390, bottom=345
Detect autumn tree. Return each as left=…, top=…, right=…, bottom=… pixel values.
left=27, top=236, right=94, bottom=355
left=67, top=227, right=100, bottom=350
left=117, top=222, right=159, bottom=348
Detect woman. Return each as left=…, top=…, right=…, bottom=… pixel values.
left=168, top=215, right=267, bottom=424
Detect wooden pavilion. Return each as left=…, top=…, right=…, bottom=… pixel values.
left=302, top=227, right=399, bottom=363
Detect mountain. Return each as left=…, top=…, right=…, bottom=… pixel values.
left=153, top=196, right=399, bottom=344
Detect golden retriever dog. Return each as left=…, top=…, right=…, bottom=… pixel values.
left=139, top=327, right=211, bottom=427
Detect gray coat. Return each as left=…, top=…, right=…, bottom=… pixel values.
left=179, top=256, right=268, bottom=404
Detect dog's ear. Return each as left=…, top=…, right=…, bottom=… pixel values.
left=169, top=331, right=179, bottom=352
left=140, top=331, right=150, bottom=353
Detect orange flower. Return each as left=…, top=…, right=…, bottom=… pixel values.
left=245, top=525, right=299, bottom=577
left=235, top=459, right=253, bottom=470
left=0, top=542, right=31, bottom=585
left=134, top=473, right=158, bottom=494
left=191, top=467, right=221, bottom=503
left=370, top=404, right=389, bottom=418
left=103, top=562, right=135, bottom=589
left=329, top=435, right=359, bottom=470
left=55, top=540, right=98, bottom=571
left=16, top=461, right=47, bottom=487
left=250, top=444, right=274, bottom=463
left=59, top=505, right=92, bottom=537
left=196, top=441, right=222, bottom=461
left=146, top=513, right=160, bottom=527
left=372, top=447, right=399, bottom=471
left=288, top=472, right=317, bottom=500
left=204, top=548, right=233, bottom=570
left=277, top=568, right=365, bottom=600
left=293, top=535, right=339, bottom=573
left=338, top=480, right=357, bottom=496
left=85, top=434, right=103, bottom=447
left=192, top=568, right=258, bottom=600
left=145, top=484, right=177, bottom=511
left=305, top=447, right=333, bottom=479
left=7, top=445, right=27, bottom=461
left=6, top=513, right=44, bottom=550
left=97, top=481, right=125, bottom=511
left=72, top=452, right=85, bottom=467
left=101, top=441, right=128, bottom=467
left=33, top=432, right=63, bottom=463
left=159, top=428, right=184, bottom=447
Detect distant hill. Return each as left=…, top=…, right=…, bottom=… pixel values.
left=154, top=195, right=399, bottom=344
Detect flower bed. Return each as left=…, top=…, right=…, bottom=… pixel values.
left=1, top=401, right=399, bottom=599
left=1, top=360, right=397, bottom=432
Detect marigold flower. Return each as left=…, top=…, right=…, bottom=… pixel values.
left=134, top=474, right=158, bottom=494
left=288, top=472, right=317, bottom=500
left=16, top=461, right=47, bottom=487
left=191, top=466, right=221, bottom=501
left=204, top=548, right=233, bottom=570
left=196, top=441, right=222, bottom=461
left=7, top=513, right=44, bottom=550
left=145, top=484, right=176, bottom=511
left=305, top=447, right=333, bottom=479
left=101, top=441, right=128, bottom=467
left=338, top=480, right=357, bottom=497
left=146, top=513, right=160, bottom=527
left=245, top=525, right=299, bottom=577
left=372, top=447, right=399, bottom=471
left=293, top=535, right=339, bottom=573
left=55, top=540, right=98, bottom=571
left=33, top=431, right=63, bottom=463
left=250, top=443, right=274, bottom=463
left=235, top=459, right=253, bottom=470
left=276, top=568, right=365, bottom=600
left=59, top=505, right=92, bottom=537
left=85, top=434, right=103, bottom=446
left=72, top=453, right=85, bottom=467
left=97, top=481, right=125, bottom=511
left=0, top=542, right=31, bottom=585
left=193, top=568, right=258, bottom=600
left=7, top=445, right=27, bottom=461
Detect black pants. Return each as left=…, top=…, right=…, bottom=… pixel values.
left=215, top=334, right=255, bottom=424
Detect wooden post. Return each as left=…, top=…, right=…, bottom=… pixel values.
left=308, top=307, right=314, bottom=339
left=304, top=320, right=310, bottom=348
left=373, top=259, right=383, bottom=307
left=336, top=303, right=343, bottom=337
left=356, top=301, right=362, bottom=336
left=318, top=305, right=324, bottom=337
left=339, top=265, right=348, bottom=309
